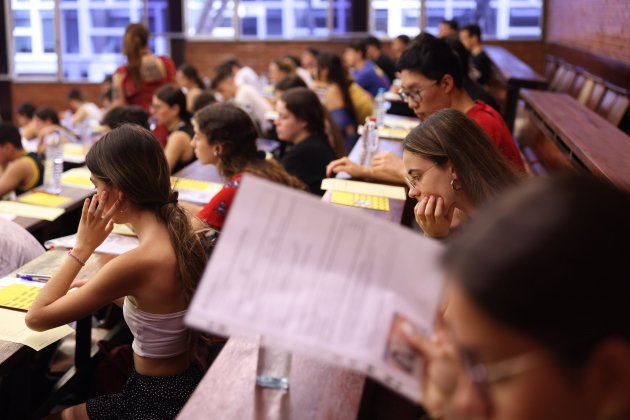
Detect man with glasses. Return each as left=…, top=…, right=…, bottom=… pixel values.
left=327, top=35, right=524, bottom=182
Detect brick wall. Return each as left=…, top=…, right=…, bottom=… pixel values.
left=547, top=0, right=630, bottom=63
left=11, top=82, right=103, bottom=121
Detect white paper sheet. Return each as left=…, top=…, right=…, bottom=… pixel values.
left=185, top=175, right=445, bottom=403
left=45, top=233, right=139, bottom=255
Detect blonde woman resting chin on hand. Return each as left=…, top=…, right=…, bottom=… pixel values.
left=26, top=124, right=208, bottom=420
left=401, top=108, right=521, bottom=238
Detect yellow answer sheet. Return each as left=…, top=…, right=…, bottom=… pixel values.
left=0, top=284, right=41, bottom=311
left=18, top=192, right=72, bottom=207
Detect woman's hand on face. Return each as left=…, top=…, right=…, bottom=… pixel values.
left=325, top=157, right=369, bottom=178
left=75, top=190, right=118, bottom=254
left=415, top=195, right=452, bottom=238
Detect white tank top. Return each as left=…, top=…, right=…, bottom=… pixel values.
left=123, top=296, right=188, bottom=358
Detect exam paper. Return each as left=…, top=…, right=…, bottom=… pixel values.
left=0, top=277, right=73, bottom=350
left=321, top=178, right=407, bottom=200
left=61, top=167, right=93, bottom=190
left=171, top=177, right=223, bottom=205
left=0, top=201, right=65, bottom=221
left=185, top=175, right=444, bottom=403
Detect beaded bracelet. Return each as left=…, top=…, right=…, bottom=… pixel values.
left=67, top=249, right=86, bottom=267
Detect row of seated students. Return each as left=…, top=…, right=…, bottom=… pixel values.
left=3, top=22, right=629, bottom=419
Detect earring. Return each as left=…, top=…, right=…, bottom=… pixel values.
left=451, top=179, right=462, bottom=191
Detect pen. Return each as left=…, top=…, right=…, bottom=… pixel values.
left=16, top=273, right=51, bottom=282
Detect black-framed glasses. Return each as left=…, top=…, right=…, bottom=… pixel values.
left=398, top=80, right=438, bottom=103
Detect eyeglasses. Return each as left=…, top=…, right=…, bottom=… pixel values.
left=404, top=164, right=437, bottom=190
left=398, top=81, right=438, bottom=103
left=459, top=349, right=544, bottom=402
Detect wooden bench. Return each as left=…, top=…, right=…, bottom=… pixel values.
left=484, top=45, right=548, bottom=133
left=519, top=89, right=630, bottom=191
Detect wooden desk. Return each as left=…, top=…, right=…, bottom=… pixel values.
left=324, top=136, right=409, bottom=225
left=0, top=249, right=114, bottom=418
left=485, top=45, right=548, bottom=133
left=13, top=186, right=93, bottom=242
left=179, top=337, right=365, bottom=420
left=519, top=89, right=630, bottom=191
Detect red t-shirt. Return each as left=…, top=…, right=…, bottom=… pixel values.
left=196, top=173, right=243, bottom=229
left=115, top=56, right=176, bottom=111
left=466, top=100, right=525, bottom=172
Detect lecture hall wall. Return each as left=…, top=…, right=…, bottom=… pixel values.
left=14, top=0, right=630, bottom=116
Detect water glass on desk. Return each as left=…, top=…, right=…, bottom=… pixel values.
left=256, top=345, right=292, bottom=389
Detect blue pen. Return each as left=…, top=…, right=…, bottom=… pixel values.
left=16, top=273, right=51, bottom=282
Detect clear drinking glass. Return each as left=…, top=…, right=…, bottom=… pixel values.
left=255, top=345, right=292, bottom=389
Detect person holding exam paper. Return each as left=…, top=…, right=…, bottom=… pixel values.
left=407, top=174, right=630, bottom=420
left=26, top=124, right=208, bottom=419
left=187, top=104, right=305, bottom=230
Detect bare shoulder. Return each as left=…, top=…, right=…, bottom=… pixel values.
left=141, top=55, right=167, bottom=82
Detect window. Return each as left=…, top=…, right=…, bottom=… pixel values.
left=9, top=0, right=171, bottom=81
left=423, top=0, right=542, bottom=39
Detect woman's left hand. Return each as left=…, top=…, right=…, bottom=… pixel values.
left=415, top=195, right=452, bottom=238
left=75, top=190, right=119, bottom=255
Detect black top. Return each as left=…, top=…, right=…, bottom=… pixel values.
left=171, top=122, right=197, bottom=174
left=281, top=134, right=336, bottom=196
left=471, top=50, right=492, bottom=86
left=16, top=152, right=44, bottom=195
left=375, top=53, right=398, bottom=83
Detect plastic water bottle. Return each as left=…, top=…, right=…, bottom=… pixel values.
left=374, top=88, right=387, bottom=128
left=44, top=131, right=63, bottom=194
left=362, top=116, right=378, bottom=166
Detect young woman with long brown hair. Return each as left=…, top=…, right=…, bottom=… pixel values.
left=26, top=124, right=208, bottom=419
left=402, top=108, right=522, bottom=238
left=112, top=23, right=176, bottom=111
left=188, top=104, right=306, bottom=230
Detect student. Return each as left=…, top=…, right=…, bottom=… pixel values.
left=317, top=52, right=373, bottom=151
left=100, top=106, right=150, bottom=131
left=211, top=67, right=272, bottom=133
left=0, top=219, right=45, bottom=277
left=391, top=35, right=411, bottom=60
left=16, top=102, right=38, bottom=140
left=273, top=74, right=307, bottom=100
left=152, top=84, right=196, bottom=174
left=0, top=122, right=44, bottom=198
left=26, top=124, right=208, bottom=419
left=188, top=104, right=305, bottom=230
left=327, top=35, right=524, bottom=181
left=402, top=108, right=520, bottom=238
left=410, top=174, right=630, bottom=419
left=217, top=58, right=260, bottom=90
left=176, top=63, right=207, bottom=114
left=268, top=57, right=297, bottom=86
left=438, top=19, right=459, bottom=38
left=459, top=24, right=492, bottom=86
left=275, top=88, right=339, bottom=195
left=190, top=89, right=218, bottom=114
left=364, top=35, right=397, bottom=83
left=112, top=23, right=176, bottom=111
left=68, top=88, right=103, bottom=127
left=443, top=36, right=500, bottom=112
left=300, top=47, right=320, bottom=80
left=283, top=55, right=314, bottom=87
left=343, top=40, right=390, bottom=97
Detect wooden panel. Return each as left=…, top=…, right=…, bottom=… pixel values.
left=520, top=89, right=630, bottom=191
left=584, top=82, right=606, bottom=110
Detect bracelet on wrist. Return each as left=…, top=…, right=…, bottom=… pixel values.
left=67, top=249, right=86, bottom=267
